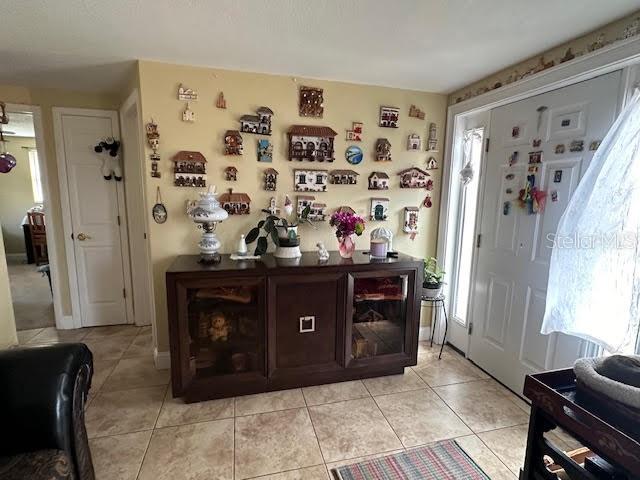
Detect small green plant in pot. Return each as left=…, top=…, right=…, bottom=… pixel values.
left=423, top=257, right=445, bottom=298
left=245, top=205, right=312, bottom=257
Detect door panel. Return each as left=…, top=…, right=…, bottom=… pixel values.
left=59, top=113, right=128, bottom=327
left=469, top=71, right=622, bottom=394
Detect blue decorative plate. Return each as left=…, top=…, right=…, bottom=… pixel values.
left=345, top=145, right=363, bottom=165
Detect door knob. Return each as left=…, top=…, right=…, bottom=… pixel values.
left=76, top=232, right=92, bottom=241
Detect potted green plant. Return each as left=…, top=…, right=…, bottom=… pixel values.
left=423, top=257, right=445, bottom=298
left=245, top=205, right=312, bottom=258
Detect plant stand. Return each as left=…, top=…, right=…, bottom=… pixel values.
left=421, top=293, right=448, bottom=360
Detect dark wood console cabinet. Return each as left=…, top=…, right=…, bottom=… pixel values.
left=166, top=251, right=422, bottom=402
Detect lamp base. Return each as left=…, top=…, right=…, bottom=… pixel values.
left=199, top=252, right=221, bottom=264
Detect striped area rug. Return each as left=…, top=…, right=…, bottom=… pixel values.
left=332, top=440, right=489, bottom=480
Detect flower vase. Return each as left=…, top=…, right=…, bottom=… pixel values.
left=338, top=235, right=356, bottom=259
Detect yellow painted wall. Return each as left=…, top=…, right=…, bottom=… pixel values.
left=0, top=85, right=119, bottom=317
left=0, top=136, right=37, bottom=254
left=449, top=10, right=640, bottom=104
left=0, top=226, right=17, bottom=348
left=138, top=60, right=447, bottom=352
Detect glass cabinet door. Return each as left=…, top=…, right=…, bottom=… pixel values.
left=185, top=282, right=263, bottom=379
left=349, top=273, right=409, bottom=363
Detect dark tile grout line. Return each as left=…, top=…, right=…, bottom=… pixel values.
left=360, top=377, right=406, bottom=453
left=134, top=382, right=169, bottom=480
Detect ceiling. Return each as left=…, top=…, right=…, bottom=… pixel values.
left=1, top=0, right=638, bottom=94
left=3, top=112, right=35, bottom=138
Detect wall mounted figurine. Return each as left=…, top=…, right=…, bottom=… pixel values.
left=403, top=207, right=419, bottom=233
left=509, top=151, right=519, bottom=166
left=218, top=188, right=251, bottom=215
left=239, top=106, right=273, bottom=135
left=294, top=169, right=328, bottom=192
left=263, top=168, right=278, bottom=191
left=267, top=197, right=281, bottom=216
left=426, top=157, right=438, bottom=170
left=345, top=122, right=363, bottom=141
left=257, top=139, right=273, bottom=162
left=569, top=140, right=584, bottom=152
left=375, top=138, right=392, bottom=161
left=407, top=134, right=421, bottom=151
left=379, top=106, right=399, bottom=128
left=408, top=105, right=425, bottom=120
left=528, top=151, right=543, bottom=164
left=216, top=92, right=227, bottom=109
left=283, top=195, right=293, bottom=216
left=368, top=171, right=390, bottom=190
left=173, top=151, right=207, bottom=187
left=370, top=198, right=389, bottom=221
left=182, top=103, right=195, bottom=122
left=345, top=145, right=363, bottom=165
left=224, top=166, right=238, bottom=181
left=146, top=120, right=161, bottom=178
left=224, top=130, right=243, bottom=155
left=555, top=144, right=565, bottom=154
left=296, top=195, right=327, bottom=221
left=532, top=138, right=542, bottom=148
left=589, top=140, right=601, bottom=151
left=299, top=86, right=324, bottom=118
left=288, top=125, right=337, bottom=162
left=316, top=242, right=330, bottom=261
left=423, top=194, right=433, bottom=208
left=329, top=169, right=359, bottom=185
left=426, top=123, right=438, bottom=151
left=398, top=167, right=431, bottom=189
left=177, top=84, right=198, bottom=101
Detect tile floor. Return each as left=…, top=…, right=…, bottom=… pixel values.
left=19, top=327, right=584, bottom=480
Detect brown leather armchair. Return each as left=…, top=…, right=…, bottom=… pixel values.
left=0, top=343, right=95, bottom=479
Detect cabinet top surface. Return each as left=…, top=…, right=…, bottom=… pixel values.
left=167, top=251, right=421, bottom=274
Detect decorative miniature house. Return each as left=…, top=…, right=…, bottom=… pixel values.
left=375, top=138, right=392, bottom=161
left=296, top=195, right=327, bottom=221
left=257, top=139, right=273, bottom=162
left=407, top=134, right=421, bottom=151
left=288, top=125, right=337, bottom=162
left=299, top=86, right=324, bottom=117
left=177, top=84, right=198, bottom=101
left=216, top=92, right=227, bottom=109
left=146, top=120, right=161, bottom=178
left=224, top=130, right=243, bottom=155
left=182, top=103, right=195, bottom=122
left=173, top=151, right=207, bottom=187
left=370, top=198, right=389, bottom=221
left=294, top=169, right=328, bottom=192
left=426, top=123, right=438, bottom=151
left=239, top=107, right=273, bottom=135
left=403, top=207, right=419, bottom=233
left=408, top=105, right=425, bottom=120
left=267, top=197, right=280, bottom=216
left=329, top=169, right=359, bottom=185
left=345, top=122, right=363, bottom=141
left=379, top=106, right=399, bottom=128
left=224, top=166, right=238, bottom=181
left=398, top=167, right=431, bottom=188
left=263, top=168, right=278, bottom=191
left=368, top=172, right=390, bottom=190
left=218, top=188, right=251, bottom=215
left=426, top=157, right=438, bottom=170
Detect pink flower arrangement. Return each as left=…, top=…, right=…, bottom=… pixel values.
left=329, top=211, right=365, bottom=238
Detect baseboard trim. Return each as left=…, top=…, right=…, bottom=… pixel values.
left=418, top=325, right=432, bottom=342
left=5, top=253, right=27, bottom=260
left=154, top=348, right=171, bottom=370
left=56, top=315, right=76, bottom=330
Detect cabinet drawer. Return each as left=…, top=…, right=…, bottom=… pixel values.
left=268, top=273, right=345, bottom=376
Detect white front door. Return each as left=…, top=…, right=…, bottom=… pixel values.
left=468, top=71, right=622, bottom=394
left=55, top=109, right=130, bottom=327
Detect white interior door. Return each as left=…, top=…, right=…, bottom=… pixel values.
left=468, top=71, right=622, bottom=394
left=56, top=109, right=130, bottom=327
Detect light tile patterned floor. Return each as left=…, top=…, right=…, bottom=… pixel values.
left=20, top=329, right=584, bottom=480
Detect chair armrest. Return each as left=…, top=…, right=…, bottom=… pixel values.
left=0, top=343, right=93, bottom=456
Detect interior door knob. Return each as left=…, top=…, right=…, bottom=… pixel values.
left=76, top=232, right=92, bottom=241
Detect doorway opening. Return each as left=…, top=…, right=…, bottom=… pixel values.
left=0, top=105, right=60, bottom=340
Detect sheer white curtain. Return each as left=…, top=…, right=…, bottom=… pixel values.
left=542, top=90, right=640, bottom=353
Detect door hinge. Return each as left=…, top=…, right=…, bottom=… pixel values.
left=144, top=233, right=147, bottom=240
left=476, top=234, right=482, bottom=248
left=117, top=215, right=121, bottom=226
left=71, top=232, right=74, bottom=240
left=485, top=137, right=490, bottom=152
left=468, top=322, right=474, bottom=335
left=123, top=288, right=126, bottom=299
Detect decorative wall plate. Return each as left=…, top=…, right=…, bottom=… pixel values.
left=345, top=145, right=363, bottom=165
left=152, top=187, right=167, bottom=224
